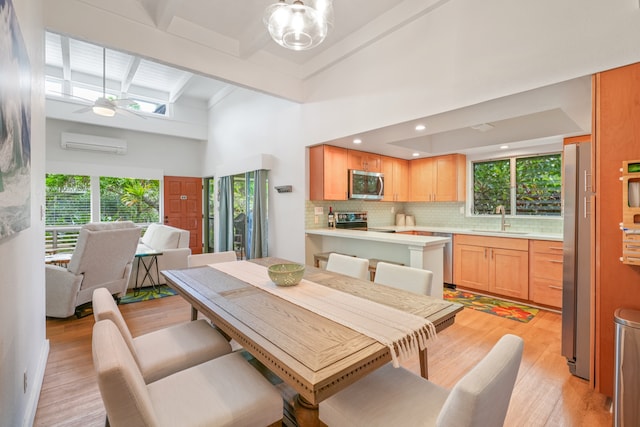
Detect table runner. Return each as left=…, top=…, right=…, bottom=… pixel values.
left=210, top=261, right=436, bottom=367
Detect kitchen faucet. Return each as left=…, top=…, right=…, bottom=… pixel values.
left=496, top=205, right=510, bottom=231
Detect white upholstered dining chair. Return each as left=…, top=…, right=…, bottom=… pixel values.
left=92, top=287, right=232, bottom=383
left=373, top=262, right=434, bottom=296
left=92, top=319, right=283, bottom=427
left=188, top=250, right=237, bottom=267
left=326, top=253, right=370, bottom=281
left=319, top=334, right=524, bottom=427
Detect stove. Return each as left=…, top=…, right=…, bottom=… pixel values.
left=335, top=211, right=368, bottom=229
left=334, top=212, right=396, bottom=233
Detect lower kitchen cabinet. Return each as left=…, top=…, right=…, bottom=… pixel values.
left=453, top=235, right=529, bottom=299
left=529, top=240, right=564, bottom=308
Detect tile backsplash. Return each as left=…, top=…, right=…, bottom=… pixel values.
left=305, top=200, right=563, bottom=235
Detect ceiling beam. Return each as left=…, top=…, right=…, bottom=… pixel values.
left=60, top=35, right=72, bottom=95
left=236, top=15, right=272, bottom=59
left=153, top=0, right=181, bottom=31
left=120, top=56, right=141, bottom=95
left=169, top=72, right=194, bottom=103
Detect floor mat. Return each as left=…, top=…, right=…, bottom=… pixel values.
left=443, top=288, right=539, bottom=323
left=119, top=285, right=177, bottom=304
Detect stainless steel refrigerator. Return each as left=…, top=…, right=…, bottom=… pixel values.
left=561, top=142, right=592, bottom=380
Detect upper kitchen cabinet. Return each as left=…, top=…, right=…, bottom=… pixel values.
left=348, top=149, right=381, bottom=172
left=381, top=155, right=409, bottom=202
left=309, top=145, right=348, bottom=201
left=409, top=154, right=466, bottom=202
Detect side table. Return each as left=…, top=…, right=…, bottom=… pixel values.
left=134, top=250, right=163, bottom=295
left=45, top=253, right=72, bottom=267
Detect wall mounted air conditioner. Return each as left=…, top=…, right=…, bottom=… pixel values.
left=60, top=132, right=127, bottom=155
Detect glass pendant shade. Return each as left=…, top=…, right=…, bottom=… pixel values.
left=264, top=0, right=333, bottom=51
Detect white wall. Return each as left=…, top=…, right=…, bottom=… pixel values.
left=0, top=0, right=46, bottom=426
left=301, top=0, right=640, bottom=145
left=46, top=118, right=205, bottom=178
left=204, top=87, right=305, bottom=262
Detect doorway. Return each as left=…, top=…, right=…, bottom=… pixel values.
left=163, top=176, right=203, bottom=254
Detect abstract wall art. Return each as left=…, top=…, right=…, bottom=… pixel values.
left=0, top=0, right=32, bottom=240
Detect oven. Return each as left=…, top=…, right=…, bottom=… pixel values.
left=335, top=211, right=396, bottom=233
left=335, top=211, right=368, bottom=229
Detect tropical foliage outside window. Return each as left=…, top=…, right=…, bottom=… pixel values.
left=45, top=174, right=91, bottom=225
left=472, top=153, right=561, bottom=216
left=45, top=174, right=160, bottom=226
left=99, top=177, right=159, bottom=223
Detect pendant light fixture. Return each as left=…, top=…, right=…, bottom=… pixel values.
left=263, top=0, right=333, bottom=51
left=92, top=48, right=116, bottom=117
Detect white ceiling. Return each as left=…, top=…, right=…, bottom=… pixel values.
left=44, top=0, right=592, bottom=158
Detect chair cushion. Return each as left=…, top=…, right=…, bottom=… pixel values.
left=148, top=352, right=283, bottom=427
left=326, top=253, right=370, bottom=281
left=188, top=251, right=237, bottom=267
left=92, top=288, right=140, bottom=365
left=435, top=334, right=523, bottom=427
left=374, top=262, right=433, bottom=296
left=134, top=319, right=232, bottom=383
left=319, top=363, right=449, bottom=427
left=93, top=320, right=159, bottom=426
left=142, top=224, right=180, bottom=250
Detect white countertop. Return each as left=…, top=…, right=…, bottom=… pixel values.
left=305, top=228, right=450, bottom=247
left=305, top=226, right=563, bottom=242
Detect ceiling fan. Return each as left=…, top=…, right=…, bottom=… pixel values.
left=74, top=48, right=145, bottom=119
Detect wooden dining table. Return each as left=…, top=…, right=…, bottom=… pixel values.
left=162, top=257, right=463, bottom=411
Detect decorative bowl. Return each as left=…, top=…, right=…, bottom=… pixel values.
left=268, top=263, right=305, bottom=286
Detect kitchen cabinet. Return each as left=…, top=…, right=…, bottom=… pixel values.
left=453, top=234, right=528, bottom=299
left=381, top=155, right=409, bottom=202
left=409, top=154, right=466, bottom=202
left=309, top=145, right=348, bottom=201
left=529, top=240, right=563, bottom=308
left=348, top=149, right=381, bottom=172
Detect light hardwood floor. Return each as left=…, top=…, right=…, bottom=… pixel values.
left=35, top=294, right=613, bottom=426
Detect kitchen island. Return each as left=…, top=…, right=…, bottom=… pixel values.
left=305, top=228, right=449, bottom=299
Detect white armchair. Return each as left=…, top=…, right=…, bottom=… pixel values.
left=128, top=223, right=191, bottom=288
left=45, top=221, right=141, bottom=318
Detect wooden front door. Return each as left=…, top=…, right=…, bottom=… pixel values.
left=163, top=176, right=203, bottom=254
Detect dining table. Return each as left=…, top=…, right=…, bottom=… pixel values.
left=161, top=257, right=463, bottom=420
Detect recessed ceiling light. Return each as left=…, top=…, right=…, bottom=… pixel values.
left=500, top=145, right=509, bottom=150
left=353, top=138, right=362, bottom=144
left=412, top=152, right=420, bottom=157
left=415, top=124, right=426, bottom=131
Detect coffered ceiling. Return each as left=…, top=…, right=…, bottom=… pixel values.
left=44, top=0, right=592, bottom=157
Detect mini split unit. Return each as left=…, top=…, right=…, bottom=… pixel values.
left=60, top=132, right=127, bottom=155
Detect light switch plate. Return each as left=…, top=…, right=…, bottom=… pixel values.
left=314, top=207, right=324, bottom=215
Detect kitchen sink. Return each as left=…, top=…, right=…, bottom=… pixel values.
left=470, top=229, right=529, bottom=235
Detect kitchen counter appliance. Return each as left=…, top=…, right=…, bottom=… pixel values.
left=334, top=212, right=395, bottom=232
left=348, top=170, right=384, bottom=200
left=412, top=231, right=453, bottom=284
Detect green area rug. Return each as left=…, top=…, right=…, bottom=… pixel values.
left=119, top=285, right=177, bottom=304
left=443, top=288, right=539, bottom=323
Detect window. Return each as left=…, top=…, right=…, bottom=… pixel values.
left=472, top=153, right=561, bottom=216
left=45, top=174, right=91, bottom=226
left=45, top=174, right=160, bottom=225
left=45, top=78, right=168, bottom=117
left=100, top=177, right=160, bottom=223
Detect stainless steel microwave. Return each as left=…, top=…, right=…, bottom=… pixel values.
left=348, top=170, right=384, bottom=200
